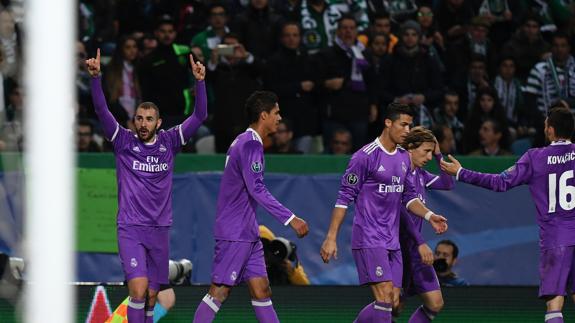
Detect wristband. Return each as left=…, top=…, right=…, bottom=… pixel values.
left=424, top=211, right=434, bottom=221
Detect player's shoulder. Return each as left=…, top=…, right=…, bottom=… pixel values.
left=235, top=130, right=263, bottom=150
left=358, top=140, right=381, bottom=156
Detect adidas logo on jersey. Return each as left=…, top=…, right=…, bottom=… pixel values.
left=378, top=165, right=385, bottom=172
left=132, top=146, right=141, bottom=152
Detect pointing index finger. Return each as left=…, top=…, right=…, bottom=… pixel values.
left=189, top=54, right=196, bottom=68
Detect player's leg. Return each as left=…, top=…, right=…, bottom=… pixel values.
left=245, top=240, right=280, bottom=323
left=539, top=246, right=574, bottom=323
left=118, top=225, right=149, bottom=323
left=145, top=226, right=170, bottom=323
left=194, top=240, right=251, bottom=322
left=353, top=248, right=394, bottom=323
left=408, top=253, right=443, bottom=322
left=154, top=287, right=175, bottom=322
left=410, top=290, right=443, bottom=323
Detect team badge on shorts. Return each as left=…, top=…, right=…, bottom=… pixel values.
left=251, top=161, right=263, bottom=173
left=130, top=258, right=138, bottom=268
left=375, top=266, right=383, bottom=277
left=346, top=173, right=358, bottom=185
left=230, top=271, right=237, bottom=281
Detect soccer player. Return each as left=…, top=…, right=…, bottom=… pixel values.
left=396, top=127, right=454, bottom=322
left=86, top=49, right=207, bottom=323
left=320, top=103, right=448, bottom=323
left=192, top=91, right=309, bottom=323
left=440, top=106, right=575, bottom=323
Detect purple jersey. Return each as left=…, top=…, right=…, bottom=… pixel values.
left=214, top=129, right=294, bottom=242
left=335, top=139, right=420, bottom=250
left=400, top=155, right=455, bottom=249
left=457, top=141, right=575, bottom=250
left=90, top=76, right=207, bottom=226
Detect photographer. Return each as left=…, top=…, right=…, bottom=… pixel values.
left=434, top=240, right=469, bottom=287
left=259, top=225, right=310, bottom=286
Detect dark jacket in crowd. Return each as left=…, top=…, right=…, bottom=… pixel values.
left=501, top=31, right=550, bottom=83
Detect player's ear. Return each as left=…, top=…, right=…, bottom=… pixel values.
left=156, top=118, right=162, bottom=130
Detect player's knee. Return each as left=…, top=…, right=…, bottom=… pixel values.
left=426, top=298, right=444, bottom=313
left=129, top=286, right=148, bottom=300
left=209, top=284, right=231, bottom=303
left=251, top=286, right=272, bottom=300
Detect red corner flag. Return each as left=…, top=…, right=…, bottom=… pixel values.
left=85, top=286, right=113, bottom=323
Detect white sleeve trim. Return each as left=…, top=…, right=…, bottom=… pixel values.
left=405, top=198, right=419, bottom=209
left=202, top=295, right=220, bottom=313
left=284, top=214, right=296, bottom=226
left=110, top=123, right=120, bottom=142
left=251, top=299, right=273, bottom=307
left=335, top=204, right=348, bottom=209
left=425, top=176, right=439, bottom=187
left=456, top=167, right=463, bottom=181
left=179, top=124, right=185, bottom=145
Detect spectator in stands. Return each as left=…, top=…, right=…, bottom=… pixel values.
left=103, top=35, right=141, bottom=131
left=0, top=81, right=22, bottom=151
left=462, top=87, right=509, bottom=154
left=208, top=33, right=262, bottom=152
left=264, top=22, right=318, bottom=153
left=267, top=119, right=302, bottom=154
left=329, top=128, right=353, bottom=155
left=493, top=56, right=524, bottom=139
left=77, top=120, right=102, bottom=152
left=476, top=0, right=517, bottom=49
left=137, top=33, right=157, bottom=59
left=0, top=8, right=20, bottom=81
left=364, top=32, right=389, bottom=139
left=417, top=5, right=445, bottom=71
left=297, top=0, right=369, bottom=54
left=191, top=2, right=230, bottom=62
left=231, top=0, right=284, bottom=62
left=315, top=15, right=374, bottom=150
left=139, top=15, right=193, bottom=129
left=501, top=15, right=550, bottom=83
left=434, top=240, right=469, bottom=287
left=523, top=0, right=571, bottom=38
left=468, top=118, right=512, bottom=156
left=432, top=124, right=457, bottom=154
left=381, top=20, right=443, bottom=128
left=434, top=91, right=464, bottom=153
left=451, top=54, right=491, bottom=119
left=524, top=32, right=575, bottom=147
left=372, top=0, right=418, bottom=24
left=173, top=0, right=209, bottom=45
left=368, top=13, right=398, bottom=53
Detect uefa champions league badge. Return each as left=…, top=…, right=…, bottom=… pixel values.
left=251, top=161, right=263, bottom=173
left=230, top=271, right=237, bottom=281
left=375, top=266, right=383, bottom=277
left=402, top=162, right=407, bottom=174
left=346, top=173, right=358, bottom=185
left=130, top=258, right=138, bottom=268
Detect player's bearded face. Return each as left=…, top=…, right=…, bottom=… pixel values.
left=134, top=108, right=161, bottom=142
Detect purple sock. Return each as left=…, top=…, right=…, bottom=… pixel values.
left=409, top=305, right=438, bottom=322
left=354, top=302, right=374, bottom=323
left=193, top=294, right=221, bottom=323
left=545, top=311, right=563, bottom=323
left=373, top=301, right=392, bottom=323
left=144, top=308, right=154, bottom=323
left=127, top=297, right=146, bottom=323
left=251, top=298, right=280, bottom=323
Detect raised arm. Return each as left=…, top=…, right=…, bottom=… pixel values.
left=425, top=150, right=455, bottom=190
left=180, top=54, right=208, bottom=142
left=86, top=49, right=119, bottom=140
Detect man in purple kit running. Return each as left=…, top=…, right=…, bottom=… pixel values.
left=320, top=103, right=448, bottom=323
left=396, top=127, right=454, bottom=323
left=441, top=106, right=575, bottom=323
left=193, top=91, right=309, bottom=323
left=86, top=49, right=207, bottom=323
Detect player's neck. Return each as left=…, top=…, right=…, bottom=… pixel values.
left=141, top=135, right=157, bottom=145
left=249, top=124, right=267, bottom=141
left=378, top=132, right=397, bottom=153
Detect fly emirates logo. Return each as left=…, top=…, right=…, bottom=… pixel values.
left=132, top=156, right=169, bottom=173
left=378, top=176, right=404, bottom=193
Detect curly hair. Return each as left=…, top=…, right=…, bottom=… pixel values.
left=401, top=126, right=436, bottom=150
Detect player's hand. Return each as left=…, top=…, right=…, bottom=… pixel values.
left=320, top=239, right=337, bottom=263
left=290, top=216, right=309, bottom=238
left=440, top=154, right=461, bottom=176
left=430, top=214, right=448, bottom=234
left=85, top=48, right=101, bottom=77
left=189, top=54, right=205, bottom=81
left=418, top=243, right=434, bottom=266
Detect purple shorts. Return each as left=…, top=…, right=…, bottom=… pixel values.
left=402, top=244, right=440, bottom=297
left=117, top=225, right=169, bottom=291
left=211, top=240, right=267, bottom=286
left=539, top=246, right=575, bottom=298
left=352, top=247, right=403, bottom=287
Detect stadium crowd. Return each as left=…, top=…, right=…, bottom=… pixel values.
left=1, top=0, right=575, bottom=155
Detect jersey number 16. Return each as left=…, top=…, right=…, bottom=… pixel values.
left=548, top=171, right=575, bottom=213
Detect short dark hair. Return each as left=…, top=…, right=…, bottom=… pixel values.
left=551, top=31, right=570, bottom=45
left=437, top=239, right=459, bottom=258
left=222, top=32, right=240, bottom=43
left=547, top=106, right=575, bottom=139
left=155, top=14, right=175, bottom=29
left=281, top=21, right=301, bottom=33
left=371, top=12, right=391, bottom=22
left=383, top=102, right=414, bottom=127
left=245, top=91, right=278, bottom=124
left=482, top=118, right=503, bottom=134
left=208, top=2, right=227, bottom=14
left=137, top=102, right=160, bottom=118
left=337, top=14, right=357, bottom=29
left=368, top=32, right=389, bottom=47
left=78, top=119, right=94, bottom=134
